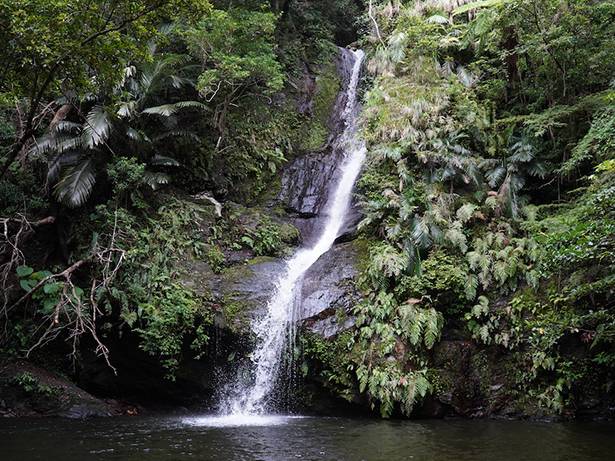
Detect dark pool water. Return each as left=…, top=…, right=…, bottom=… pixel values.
left=1, top=414, right=614, bottom=460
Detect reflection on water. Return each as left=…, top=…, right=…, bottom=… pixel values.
left=1, top=415, right=614, bottom=461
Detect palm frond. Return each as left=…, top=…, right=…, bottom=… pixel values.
left=32, top=133, right=83, bottom=155
left=169, top=75, right=194, bottom=89
left=117, top=101, right=138, bottom=119
left=54, top=158, right=96, bottom=208
left=83, top=106, right=112, bottom=148
left=150, top=155, right=181, bottom=167
left=142, top=101, right=208, bottom=117
left=126, top=127, right=148, bottom=142
left=52, top=121, right=82, bottom=133
left=485, top=164, right=506, bottom=187
left=142, top=171, right=170, bottom=190
left=152, top=130, right=201, bottom=143
left=47, top=151, right=82, bottom=183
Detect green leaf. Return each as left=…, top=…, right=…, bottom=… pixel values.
left=453, top=0, right=508, bottom=16
left=31, top=270, right=53, bottom=280
left=42, top=298, right=58, bottom=314
left=150, top=155, right=181, bottom=167
left=20, top=280, right=35, bottom=292
left=142, top=171, right=170, bottom=190
left=16, top=266, right=33, bottom=277
left=141, top=101, right=207, bottom=117
left=83, top=106, right=112, bottom=148
left=43, top=282, right=62, bottom=295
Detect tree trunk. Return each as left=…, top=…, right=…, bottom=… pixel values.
left=0, top=128, right=33, bottom=179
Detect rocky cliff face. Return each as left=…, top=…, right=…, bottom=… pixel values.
left=213, top=48, right=364, bottom=331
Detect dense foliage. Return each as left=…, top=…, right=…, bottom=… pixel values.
left=1, top=0, right=614, bottom=420
left=319, top=0, right=615, bottom=417
left=0, top=0, right=357, bottom=376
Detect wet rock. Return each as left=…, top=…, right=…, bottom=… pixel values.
left=279, top=151, right=344, bottom=217
left=336, top=201, right=363, bottom=243
left=303, top=308, right=356, bottom=339
left=178, top=259, right=216, bottom=296
left=300, top=241, right=360, bottom=319
left=278, top=48, right=358, bottom=226
left=299, top=241, right=361, bottom=339
left=217, top=256, right=286, bottom=328
left=59, top=403, right=113, bottom=419
left=297, top=61, right=317, bottom=116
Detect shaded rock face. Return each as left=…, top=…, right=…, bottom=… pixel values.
left=0, top=360, right=128, bottom=418
left=77, top=331, right=227, bottom=412
left=424, top=338, right=615, bottom=421
left=279, top=152, right=341, bottom=218
left=216, top=257, right=287, bottom=328
left=428, top=340, right=499, bottom=418
left=278, top=48, right=363, bottom=245
left=300, top=241, right=360, bottom=338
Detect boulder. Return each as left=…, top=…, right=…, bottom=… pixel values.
left=300, top=241, right=361, bottom=336
left=0, top=360, right=124, bottom=418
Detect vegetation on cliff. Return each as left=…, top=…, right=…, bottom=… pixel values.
left=1, top=0, right=614, bottom=420
left=0, top=0, right=356, bottom=382
left=307, top=0, right=614, bottom=418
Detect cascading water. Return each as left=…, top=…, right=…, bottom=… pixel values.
left=222, top=49, right=366, bottom=418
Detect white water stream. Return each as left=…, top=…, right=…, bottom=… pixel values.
left=222, top=49, right=366, bottom=418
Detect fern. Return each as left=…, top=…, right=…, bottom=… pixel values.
left=456, top=203, right=478, bottom=223
left=399, top=303, right=443, bottom=349
left=369, top=243, right=407, bottom=283
left=452, top=0, right=509, bottom=16
left=423, top=308, right=443, bottom=348
left=142, top=171, right=170, bottom=190
left=465, top=273, right=479, bottom=300
left=444, top=221, right=468, bottom=252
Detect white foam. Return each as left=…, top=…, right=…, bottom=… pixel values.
left=182, top=414, right=306, bottom=428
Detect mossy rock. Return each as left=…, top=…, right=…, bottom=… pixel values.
left=295, top=60, right=341, bottom=152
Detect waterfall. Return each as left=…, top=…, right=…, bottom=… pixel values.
left=223, top=49, right=366, bottom=417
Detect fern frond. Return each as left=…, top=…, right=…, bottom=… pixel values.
left=141, top=101, right=208, bottom=117
left=456, top=203, right=478, bottom=224
left=423, top=308, right=443, bottom=349
left=465, top=273, right=479, bottom=300
left=445, top=221, right=468, bottom=252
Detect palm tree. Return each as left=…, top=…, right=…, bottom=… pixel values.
left=481, top=135, right=548, bottom=218
left=34, top=53, right=207, bottom=208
